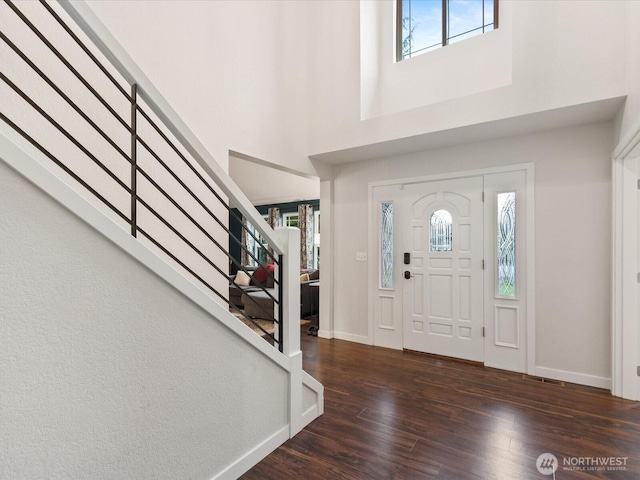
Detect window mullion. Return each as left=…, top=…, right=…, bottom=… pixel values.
left=442, top=0, right=447, bottom=47
left=482, top=0, right=485, bottom=33
left=396, top=0, right=402, bottom=61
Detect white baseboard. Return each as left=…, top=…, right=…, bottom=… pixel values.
left=212, top=426, right=289, bottom=480
left=302, top=370, right=324, bottom=418
left=333, top=331, right=372, bottom=345
left=317, top=329, right=333, bottom=339
left=535, top=366, right=611, bottom=390
left=301, top=405, right=319, bottom=429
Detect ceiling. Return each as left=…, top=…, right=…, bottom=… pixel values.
left=229, top=154, right=320, bottom=207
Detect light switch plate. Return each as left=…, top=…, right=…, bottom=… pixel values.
left=356, top=252, right=368, bottom=262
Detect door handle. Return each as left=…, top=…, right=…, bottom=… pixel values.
left=404, top=271, right=413, bottom=279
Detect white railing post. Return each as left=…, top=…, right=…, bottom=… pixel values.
left=275, top=227, right=300, bottom=356
left=274, top=227, right=303, bottom=436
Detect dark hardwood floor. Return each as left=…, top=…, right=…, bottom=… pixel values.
left=242, top=330, right=640, bottom=479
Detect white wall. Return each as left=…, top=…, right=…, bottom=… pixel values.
left=85, top=0, right=314, bottom=176
left=309, top=0, right=627, bottom=156
left=331, top=122, right=614, bottom=381
left=0, top=159, right=289, bottom=479
left=616, top=0, right=640, bottom=145
left=360, top=0, right=512, bottom=119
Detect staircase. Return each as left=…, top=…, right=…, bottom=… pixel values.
left=0, top=1, right=322, bottom=478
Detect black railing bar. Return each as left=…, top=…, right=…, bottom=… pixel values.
left=225, top=281, right=280, bottom=329
left=130, top=84, right=137, bottom=237
left=229, top=207, right=279, bottom=265
left=136, top=173, right=280, bottom=307
left=137, top=195, right=279, bottom=312
left=232, top=265, right=279, bottom=294
left=0, top=71, right=132, bottom=194
left=227, top=283, right=279, bottom=323
left=138, top=103, right=277, bottom=266
left=136, top=134, right=226, bottom=226
left=4, top=0, right=132, bottom=134
left=135, top=104, right=229, bottom=207
left=0, top=111, right=130, bottom=224
left=227, top=228, right=281, bottom=286
left=137, top=105, right=278, bottom=269
left=138, top=105, right=279, bottom=268
left=134, top=160, right=233, bottom=263
left=57, top=1, right=285, bottom=257
left=228, top=302, right=279, bottom=343
left=229, top=271, right=280, bottom=314
left=278, top=256, right=284, bottom=351
left=226, top=222, right=280, bottom=281
left=136, top=226, right=230, bottom=308
left=137, top=225, right=279, bottom=331
left=38, top=0, right=132, bottom=102
left=0, top=30, right=132, bottom=165
left=222, top=232, right=281, bottom=290
left=137, top=194, right=230, bottom=281
left=136, top=135, right=280, bottom=282
left=136, top=164, right=279, bottom=294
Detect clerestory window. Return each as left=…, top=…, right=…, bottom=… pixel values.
left=397, top=0, right=498, bottom=61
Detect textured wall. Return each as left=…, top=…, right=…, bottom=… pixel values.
left=0, top=159, right=289, bottom=479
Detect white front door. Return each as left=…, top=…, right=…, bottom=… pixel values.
left=402, top=177, right=484, bottom=362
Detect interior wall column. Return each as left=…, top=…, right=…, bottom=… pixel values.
left=611, top=121, right=640, bottom=400
left=319, top=180, right=334, bottom=338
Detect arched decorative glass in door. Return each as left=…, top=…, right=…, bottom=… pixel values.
left=430, top=209, right=453, bottom=252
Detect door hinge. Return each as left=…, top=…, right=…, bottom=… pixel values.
left=638, top=272, right=640, bottom=284
left=637, top=179, right=640, bottom=190
left=637, top=366, right=640, bottom=377
left=482, top=191, right=485, bottom=202
left=482, top=259, right=485, bottom=270
left=482, top=327, right=485, bottom=338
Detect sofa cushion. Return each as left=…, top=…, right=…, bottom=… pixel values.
left=253, top=263, right=275, bottom=288
left=300, top=273, right=310, bottom=282
left=309, top=270, right=320, bottom=281
left=252, top=266, right=267, bottom=285
left=234, top=270, right=251, bottom=286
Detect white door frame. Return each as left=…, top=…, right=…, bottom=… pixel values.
left=368, top=163, right=536, bottom=374
left=611, top=123, right=640, bottom=400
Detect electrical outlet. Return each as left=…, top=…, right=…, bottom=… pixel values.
left=356, top=252, right=368, bottom=262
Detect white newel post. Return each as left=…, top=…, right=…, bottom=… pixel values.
left=275, top=227, right=303, bottom=436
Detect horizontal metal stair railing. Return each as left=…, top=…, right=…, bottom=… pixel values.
left=0, top=0, right=287, bottom=351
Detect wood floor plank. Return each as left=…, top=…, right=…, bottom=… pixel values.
left=241, top=330, right=640, bottom=479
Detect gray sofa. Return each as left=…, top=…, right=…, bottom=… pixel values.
left=230, top=268, right=319, bottom=319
